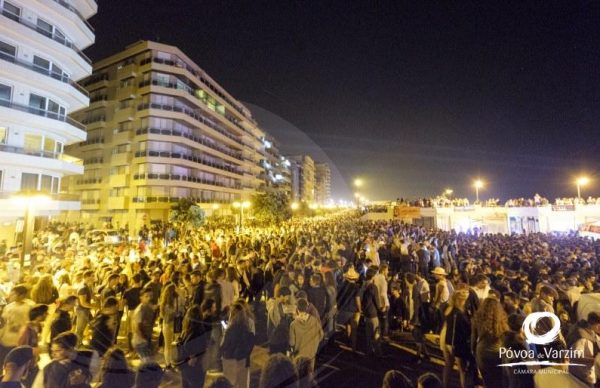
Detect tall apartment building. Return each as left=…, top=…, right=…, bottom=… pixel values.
left=288, top=155, right=315, bottom=203
left=258, top=135, right=291, bottom=194
left=0, top=0, right=96, bottom=226
left=315, top=162, right=331, bottom=205
left=65, top=41, right=268, bottom=230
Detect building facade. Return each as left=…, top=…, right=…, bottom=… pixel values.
left=65, top=41, right=268, bottom=230
left=288, top=154, right=315, bottom=203
left=314, top=162, right=331, bottom=205
left=0, top=0, right=96, bottom=229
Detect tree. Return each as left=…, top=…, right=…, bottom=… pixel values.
left=169, top=198, right=205, bottom=237
left=251, top=191, right=292, bottom=225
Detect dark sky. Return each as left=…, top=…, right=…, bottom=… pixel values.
left=87, top=1, right=600, bottom=201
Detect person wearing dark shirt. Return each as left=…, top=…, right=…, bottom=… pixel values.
left=362, top=268, right=383, bottom=356
left=0, top=346, right=34, bottom=388
left=90, top=297, right=119, bottom=357
left=100, top=274, right=119, bottom=304
left=203, top=270, right=222, bottom=315
left=123, top=274, right=142, bottom=352
left=40, top=332, right=80, bottom=388
left=50, top=296, right=77, bottom=343
left=336, top=267, right=361, bottom=352
left=190, top=271, right=205, bottom=306
left=306, top=274, right=328, bottom=321
left=389, top=283, right=408, bottom=332
left=143, top=270, right=162, bottom=306
left=76, top=271, right=95, bottom=346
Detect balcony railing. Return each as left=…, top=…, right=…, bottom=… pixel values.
left=76, top=177, right=102, bottom=185
left=0, top=98, right=85, bottom=130
left=1, top=9, right=91, bottom=64
left=0, top=51, right=89, bottom=97
left=132, top=173, right=242, bottom=190
left=50, top=0, right=94, bottom=32
left=137, top=102, right=244, bottom=146
left=0, top=144, right=82, bottom=165
left=134, top=150, right=244, bottom=176
left=0, top=191, right=80, bottom=201
left=132, top=196, right=232, bottom=204
left=135, top=127, right=243, bottom=161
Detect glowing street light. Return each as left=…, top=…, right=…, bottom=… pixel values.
left=473, top=179, right=484, bottom=203
left=444, top=189, right=453, bottom=196
left=11, top=192, right=51, bottom=268
left=354, top=178, right=363, bottom=188
left=232, top=200, right=251, bottom=230
left=291, top=202, right=300, bottom=211
left=576, top=176, right=590, bottom=199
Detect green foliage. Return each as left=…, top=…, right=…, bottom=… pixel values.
left=169, top=198, right=205, bottom=235
left=251, top=191, right=292, bottom=225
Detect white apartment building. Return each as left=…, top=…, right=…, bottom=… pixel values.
left=0, top=0, right=96, bottom=227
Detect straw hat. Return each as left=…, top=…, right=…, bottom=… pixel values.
left=431, top=267, right=447, bottom=276
left=344, top=266, right=360, bottom=280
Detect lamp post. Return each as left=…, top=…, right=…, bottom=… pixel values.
left=11, top=192, right=51, bottom=269
left=444, top=189, right=453, bottom=197
left=576, top=176, right=590, bottom=200
left=232, top=200, right=251, bottom=231
left=473, top=179, right=484, bottom=203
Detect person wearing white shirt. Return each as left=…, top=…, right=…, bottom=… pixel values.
left=373, top=264, right=390, bottom=337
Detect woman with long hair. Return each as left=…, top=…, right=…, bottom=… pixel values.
left=97, top=347, right=135, bottom=388
left=159, top=283, right=180, bottom=368
left=440, top=285, right=471, bottom=388
left=471, top=297, right=510, bottom=388
left=178, top=304, right=211, bottom=388
left=221, top=301, right=256, bottom=388
left=58, top=273, right=74, bottom=299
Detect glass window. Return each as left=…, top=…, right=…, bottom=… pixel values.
left=24, top=134, right=42, bottom=151
left=52, top=177, right=59, bottom=193
left=0, top=127, right=7, bottom=144
left=36, top=19, right=53, bottom=38
left=21, top=173, right=38, bottom=191
left=2, top=1, right=20, bottom=21
left=44, top=137, right=55, bottom=153
left=40, top=175, right=52, bottom=192
left=0, top=84, right=11, bottom=102
left=0, top=40, right=16, bottom=59
left=29, top=94, right=46, bottom=112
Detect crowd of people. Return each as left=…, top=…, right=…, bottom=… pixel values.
left=0, top=212, right=598, bottom=387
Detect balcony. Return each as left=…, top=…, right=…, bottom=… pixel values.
left=137, top=102, right=244, bottom=146
left=50, top=0, right=94, bottom=32
left=0, top=98, right=85, bottom=130
left=108, top=196, right=128, bottom=209
left=135, top=127, right=243, bottom=161
left=110, top=153, right=129, bottom=166
left=109, top=174, right=128, bottom=187
left=134, top=150, right=243, bottom=176
left=76, top=177, right=102, bottom=187
left=0, top=52, right=89, bottom=97
left=1, top=8, right=91, bottom=65
left=0, top=143, right=81, bottom=163
left=117, top=63, right=136, bottom=80
left=132, top=173, right=242, bottom=190
left=81, top=198, right=100, bottom=209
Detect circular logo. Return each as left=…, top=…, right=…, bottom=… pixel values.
left=522, top=312, right=561, bottom=345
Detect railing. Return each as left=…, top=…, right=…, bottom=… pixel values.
left=132, top=173, right=242, bottom=190
left=0, top=144, right=82, bottom=166
left=83, top=157, right=103, bottom=164
left=140, top=57, right=249, bottom=119
left=0, top=51, right=89, bottom=97
left=81, top=74, right=109, bottom=87
left=139, top=78, right=254, bottom=137
left=50, top=0, right=94, bottom=32
left=81, top=116, right=105, bottom=124
left=89, top=95, right=107, bottom=103
left=134, top=150, right=244, bottom=176
left=81, top=199, right=100, bottom=205
left=0, top=98, right=86, bottom=130
left=137, top=102, right=244, bottom=146
left=76, top=177, right=102, bottom=185
left=79, top=137, right=104, bottom=146
left=135, top=127, right=243, bottom=160
left=132, top=196, right=232, bottom=204
left=0, top=191, right=80, bottom=201
left=1, top=9, right=91, bottom=64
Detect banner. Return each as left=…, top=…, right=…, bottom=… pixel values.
left=393, top=206, right=421, bottom=219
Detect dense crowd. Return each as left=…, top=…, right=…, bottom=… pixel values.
left=0, top=213, right=599, bottom=387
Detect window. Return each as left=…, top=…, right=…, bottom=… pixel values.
left=33, top=56, right=50, bottom=74
left=20, top=173, right=38, bottom=191
left=0, top=170, right=3, bottom=191
left=2, top=1, right=20, bottom=22
left=36, top=18, right=53, bottom=38
left=28, top=94, right=46, bottom=113
left=40, top=175, right=52, bottom=192
left=29, top=94, right=65, bottom=117
left=0, top=40, right=16, bottom=60
left=0, top=83, right=11, bottom=102
left=24, top=134, right=42, bottom=151
left=0, top=126, right=6, bottom=144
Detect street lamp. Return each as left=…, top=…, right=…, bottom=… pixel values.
left=576, top=176, right=590, bottom=200
left=473, top=179, right=484, bottom=203
left=291, top=202, right=300, bottom=211
left=11, top=192, right=51, bottom=268
left=232, top=200, right=251, bottom=231
left=354, top=178, right=363, bottom=188
left=444, top=189, right=453, bottom=197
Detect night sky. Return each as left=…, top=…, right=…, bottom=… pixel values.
left=86, top=1, right=600, bottom=201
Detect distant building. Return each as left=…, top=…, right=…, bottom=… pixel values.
left=288, top=155, right=315, bottom=203
left=0, top=0, right=96, bottom=227
left=64, top=41, right=269, bottom=231
left=259, top=135, right=291, bottom=194
left=315, top=162, right=331, bottom=205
